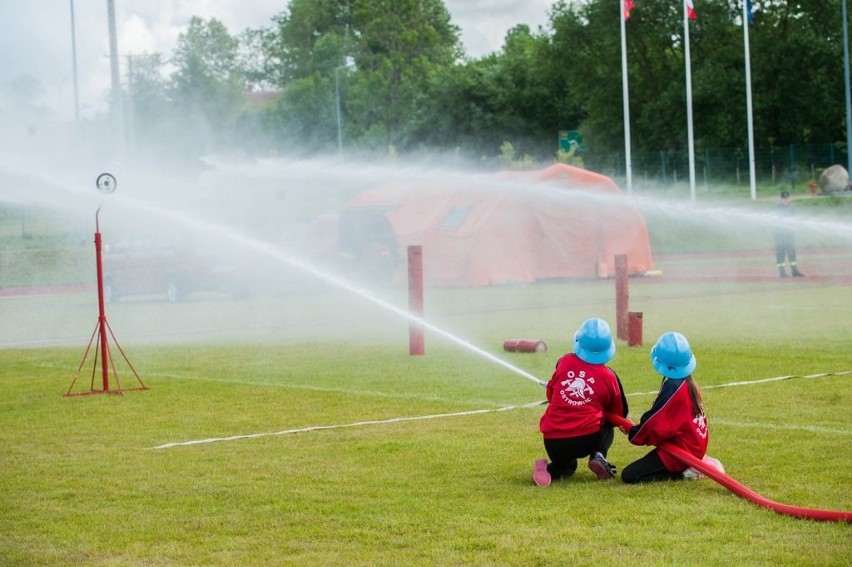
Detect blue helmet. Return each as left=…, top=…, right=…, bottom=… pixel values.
left=651, top=332, right=696, bottom=379
left=573, top=318, right=615, bottom=364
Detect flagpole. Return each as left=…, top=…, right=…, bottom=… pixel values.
left=620, top=2, right=633, bottom=195
left=843, top=0, right=852, bottom=174
left=684, top=1, right=697, bottom=201
left=743, top=1, right=757, bottom=200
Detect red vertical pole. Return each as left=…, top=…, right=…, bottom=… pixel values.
left=615, top=254, right=628, bottom=342
left=408, top=245, right=425, bottom=356
left=628, top=311, right=643, bottom=346
left=94, top=211, right=110, bottom=391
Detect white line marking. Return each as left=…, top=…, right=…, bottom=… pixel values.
left=146, top=400, right=546, bottom=450
left=147, top=371, right=851, bottom=450
left=710, top=419, right=850, bottom=436
left=627, top=370, right=851, bottom=397
left=141, top=371, right=501, bottom=405
left=34, top=363, right=518, bottom=406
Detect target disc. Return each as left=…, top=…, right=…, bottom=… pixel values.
left=96, top=173, right=117, bottom=194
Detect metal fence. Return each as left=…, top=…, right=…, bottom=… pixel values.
left=583, top=143, right=849, bottom=191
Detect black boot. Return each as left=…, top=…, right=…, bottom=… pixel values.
left=791, top=267, right=805, bottom=277
left=778, top=267, right=788, bottom=278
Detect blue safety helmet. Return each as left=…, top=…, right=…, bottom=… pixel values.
left=650, top=332, right=696, bottom=379
left=573, top=318, right=616, bottom=364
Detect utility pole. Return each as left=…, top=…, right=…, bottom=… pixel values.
left=70, top=0, right=80, bottom=121
left=844, top=0, right=852, bottom=174
left=335, top=66, right=342, bottom=153
left=125, top=54, right=135, bottom=152
left=106, top=0, right=125, bottom=155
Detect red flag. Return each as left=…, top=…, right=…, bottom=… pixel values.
left=624, top=0, right=635, bottom=20
left=686, top=0, right=697, bottom=20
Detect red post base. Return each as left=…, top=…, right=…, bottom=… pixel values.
left=628, top=311, right=643, bottom=347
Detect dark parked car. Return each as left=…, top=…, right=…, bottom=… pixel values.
left=103, top=239, right=248, bottom=303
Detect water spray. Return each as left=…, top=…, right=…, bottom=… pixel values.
left=604, top=412, right=852, bottom=523
left=109, top=194, right=547, bottom=387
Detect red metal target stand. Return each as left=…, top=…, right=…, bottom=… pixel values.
left=65, top=175, right=146, bottom=397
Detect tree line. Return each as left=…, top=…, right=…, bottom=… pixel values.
left=28, top=0, right=852, bottom=171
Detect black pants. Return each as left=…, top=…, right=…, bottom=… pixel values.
left=775, top=232, right=797, bottom=265
left=621, top=448, right=684, bottom=484
left=543, top=427, right=614, bottom=481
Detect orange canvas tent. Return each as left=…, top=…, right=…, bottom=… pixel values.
left=336, top=164, right=653, bottom=287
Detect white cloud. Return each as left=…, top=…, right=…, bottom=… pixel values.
left=445, top=0, right=552, bottom=57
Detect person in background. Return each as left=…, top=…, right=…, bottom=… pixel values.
left=621, top=332, right=719, bottom=483
left=534, top=318, right=628, bottom=486
left=774, top=190, right=805, bottom=277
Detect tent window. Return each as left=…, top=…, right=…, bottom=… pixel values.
left=440, top=205, right=472, bottom=230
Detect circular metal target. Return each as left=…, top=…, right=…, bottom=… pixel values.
left=96, top=173, right=117, bottom=194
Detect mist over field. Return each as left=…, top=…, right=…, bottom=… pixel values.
left=1, top=0, right=851, bottom=362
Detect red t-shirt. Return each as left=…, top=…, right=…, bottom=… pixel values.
left=539, top=353, right=628, bottom=439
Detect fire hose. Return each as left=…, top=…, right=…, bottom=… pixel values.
left=604, top=412, right=852, bottom=523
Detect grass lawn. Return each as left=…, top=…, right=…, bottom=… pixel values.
left=1, top=267, right=850, bottom=565
left=2, top=176, right=851, bottom=565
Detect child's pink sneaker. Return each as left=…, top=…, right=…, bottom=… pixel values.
left=533, top=459, right=551, bottom=486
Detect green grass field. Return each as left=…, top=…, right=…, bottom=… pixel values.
left=1, top=261, right=851, bottom=565
left=2, top=185, right=851, bottom=565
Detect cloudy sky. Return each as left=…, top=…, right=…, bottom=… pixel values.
left=0, top=0, right=554, bottom=121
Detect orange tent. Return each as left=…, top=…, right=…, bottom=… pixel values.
left=338, top=164, right=654, bottom=287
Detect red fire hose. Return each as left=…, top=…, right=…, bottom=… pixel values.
left=604, top=412, right=852, bottom=523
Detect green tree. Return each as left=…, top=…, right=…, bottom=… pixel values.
left=347, top=0, right=460, bottom=148
left=410, top=24, right=584, bottom=160
left=266, top=0, right=354, bottom=83
left=239, top=28, right=282, bottom=90
left=265, top=33, right=346, bottom=152
left=549, top=0, right=685, bottom=164
left=259, top=0, right=459, bottom=151
left=126, top=54, right=172, bottom=152
left=548, top=0, right=846, bottom=173
left=405, top=56, right=503, bottom=156
left=746, top=0, right=843, bottom=146
left=170, top=16, right=247, bottom=154
left=489, top=24, right=584, bottom=157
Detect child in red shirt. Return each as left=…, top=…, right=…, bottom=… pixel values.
left=534, top=318, right=629, bottom=486
left=621, top=332, right=710, bottom=483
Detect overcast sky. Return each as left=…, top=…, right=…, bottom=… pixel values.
left=0, top=1, right=554, bottom=121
